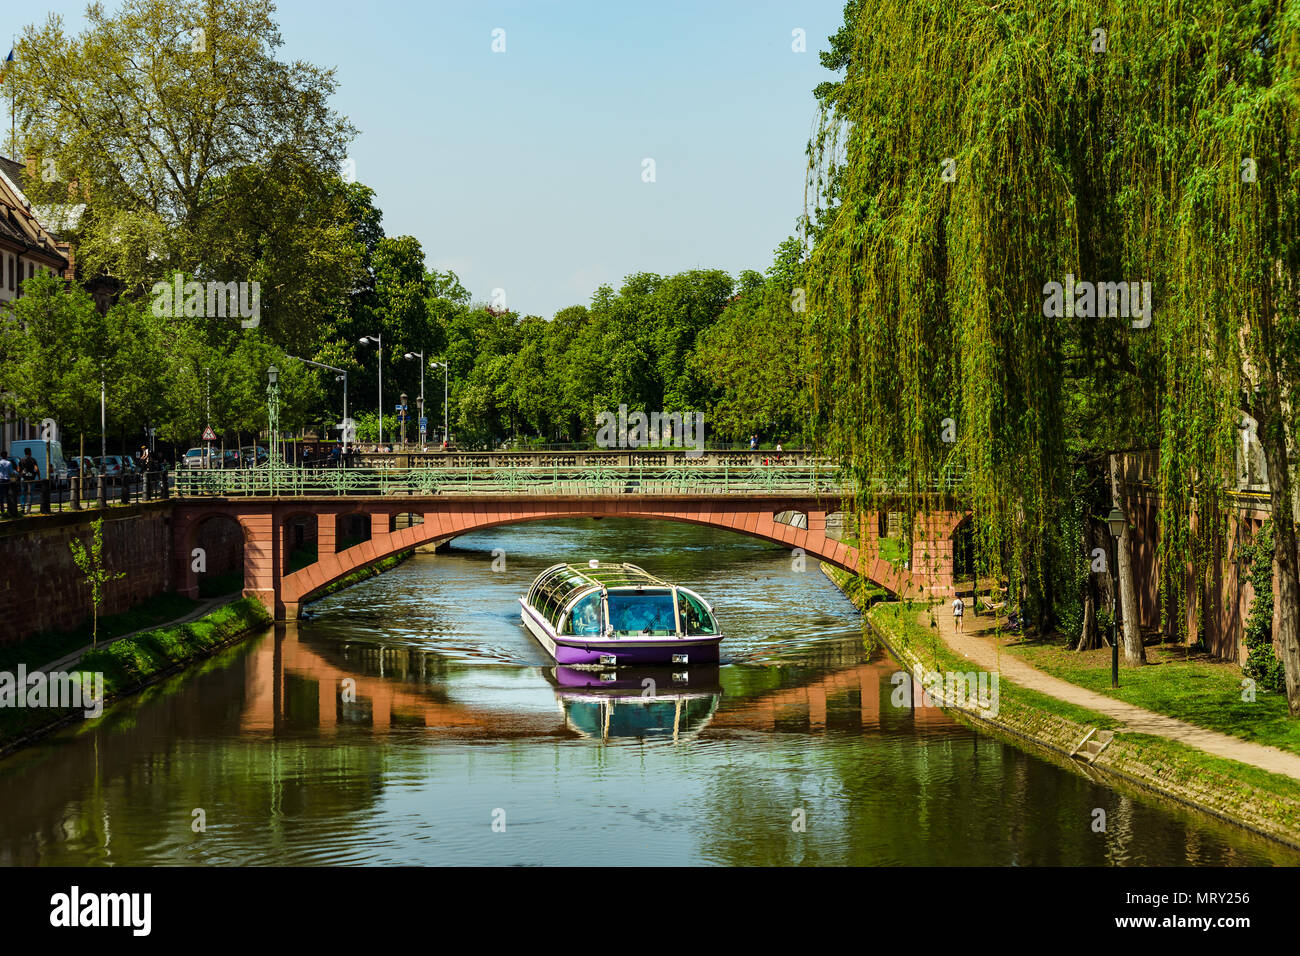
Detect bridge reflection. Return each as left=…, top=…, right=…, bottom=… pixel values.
left=239, top=626, right=959, bottom=741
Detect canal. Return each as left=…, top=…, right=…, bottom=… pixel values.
left=0, top=519, right=1294, bottom=865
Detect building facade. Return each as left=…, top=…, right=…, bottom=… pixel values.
left=0, top=155, right=71, bottom=453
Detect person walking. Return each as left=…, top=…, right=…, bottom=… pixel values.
left=952, top=594, right=965, bottom=633
left=17, top=447, right=39, bottom=514
left=749, top=434, right=757, bottom=451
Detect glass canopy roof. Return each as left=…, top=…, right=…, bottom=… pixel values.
left=526, top=563, right=672, bottom=630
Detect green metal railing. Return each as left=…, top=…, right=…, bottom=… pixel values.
left=172, top=462, right=972, bottom=499
left=173, top=463, right=855, bottom=498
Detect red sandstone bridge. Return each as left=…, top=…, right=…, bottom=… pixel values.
left=172, top=453, right=969, bottom=620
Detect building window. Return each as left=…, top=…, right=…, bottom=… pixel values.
left=6, top=255, right=12, bottom=292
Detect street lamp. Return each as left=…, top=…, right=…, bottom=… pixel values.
left=285, top=355, right=349, bottom=450
left=403, top=351, right=425, bottom=446
left=360, top=334, right=383, bottom=445
left=430, top=360, right=449, bottom=448
left=1106, top=505, right=1125, bottom=688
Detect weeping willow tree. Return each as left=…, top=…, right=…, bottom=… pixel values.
left=805, top=0, right=1300, bottom=714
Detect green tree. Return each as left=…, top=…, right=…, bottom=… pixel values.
left=804, top=0, right=1300, bottom=708
left=10, top=0, right=355, bottom=297
left=68, top=517, right=125, bottom=649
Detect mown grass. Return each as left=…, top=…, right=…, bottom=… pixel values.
left=1006, top=636, right=1300, bottom=756
left=865, top=601, right=1300, bottom=809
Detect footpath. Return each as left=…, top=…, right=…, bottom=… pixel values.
left=931, top=607, right=1300, bottom=781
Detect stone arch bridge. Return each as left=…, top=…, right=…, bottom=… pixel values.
left=172, top=461, right=968, bottom=620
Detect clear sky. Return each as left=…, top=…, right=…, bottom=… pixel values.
left=12, top=0, right=847, bottom=318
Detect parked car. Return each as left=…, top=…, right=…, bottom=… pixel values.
left=67, top=456, right=97, bottom=480
left=181, top=447, right=217, bottom=469
left=94, top=455, right=125, bottom=479
left=240, top=445, right=269, bottom=467
left=221, top=449, right=242, bottom=469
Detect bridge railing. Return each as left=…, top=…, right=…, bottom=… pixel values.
left=173, top=464, right=849, bottom=497
left=172, top=464, right=970, bottom=499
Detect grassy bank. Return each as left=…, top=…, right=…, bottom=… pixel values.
left=0, top=598, right=272, bottom=755
left=1005, top=637, right=1300, bottom=756
left=821, top=564, right=1300, bottom=847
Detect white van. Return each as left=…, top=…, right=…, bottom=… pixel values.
left=11, top=439, right=70, bottom=485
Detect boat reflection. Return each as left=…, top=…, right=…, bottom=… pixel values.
left=544, top=665, right=722, bottom=742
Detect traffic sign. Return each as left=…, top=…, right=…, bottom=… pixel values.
left=419, top=417, right=428, bottom=429
left=201, top=426, right=217, bottom=441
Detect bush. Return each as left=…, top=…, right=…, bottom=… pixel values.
left=1241, top=521, right=1286, bottom=692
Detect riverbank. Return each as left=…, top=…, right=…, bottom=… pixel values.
left=0, top=548, right=415, bottom=758
left=0, top=597, right=273, bottom=758
left=821, top=564, right=1300, bottom=850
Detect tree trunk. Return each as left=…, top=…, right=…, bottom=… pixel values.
left=1110, top=456, right=1145, bottom=665
left=1258, top=398, right=1300, bottom=715
left=1076, top=588, right=1098, bottom=651
left=1076, top=515, right=1103, bottom=650
left=1117, top=518, right=1145, bottom=665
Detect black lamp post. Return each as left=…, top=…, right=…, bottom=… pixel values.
left=1107, top=505, right=1126, bottom=688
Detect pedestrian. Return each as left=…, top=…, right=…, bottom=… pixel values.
left=0, top=450, right=15, bottom=518
left=749, top=434, right=757, bottom=451
left=17, top=447, right=39, bottom=514
left=952, top=594, right=965, bottom=633
left=775, top=442, right=783, bottom=462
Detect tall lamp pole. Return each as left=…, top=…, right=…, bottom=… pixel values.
left=286, top=355, right=349, bottom=450
left=403, top=351, right=425, bottom=447
left=360, top=334, right=383, bottom=446
left=430, top=360, right=449, bottom=448
left=1106, top=505, right=1126, bottom=688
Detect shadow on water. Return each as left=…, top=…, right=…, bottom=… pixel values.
left=0, top=518, right=1296, bottom=865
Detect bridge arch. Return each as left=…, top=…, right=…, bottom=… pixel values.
left=172, top=497, right=966, bottom=619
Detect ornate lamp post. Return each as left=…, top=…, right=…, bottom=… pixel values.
left=267, top=364, right=280, bottom=494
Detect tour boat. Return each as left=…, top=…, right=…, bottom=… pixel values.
left=520, top=562, right=724, bottom=667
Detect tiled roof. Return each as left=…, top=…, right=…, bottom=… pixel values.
left=0, top=165, right=69, bottom=268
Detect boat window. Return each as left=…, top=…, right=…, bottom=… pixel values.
left=607, top=591, right=676, bottom=636
left=564, top=592, right=603, bottom=636
left=679, top=591, right=717, bottom=635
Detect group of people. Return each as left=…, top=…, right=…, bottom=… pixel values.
left=0, top=448, right=43, bottom=517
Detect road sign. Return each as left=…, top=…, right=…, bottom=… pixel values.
left=201, top=426, right=217, bottom=441
left=420, top=417, right=428, bottom=430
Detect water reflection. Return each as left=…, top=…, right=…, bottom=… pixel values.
left=0, top=519, right=1296, bottom=866
left=545, top=666, right=722, bottom=741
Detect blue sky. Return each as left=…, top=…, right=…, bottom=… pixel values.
left=13, top=0, right=847, bottom=317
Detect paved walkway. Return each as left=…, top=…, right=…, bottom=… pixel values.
left=35, top=596, right=230, bottom=675
left=928, top=608, right=1300, bottom=781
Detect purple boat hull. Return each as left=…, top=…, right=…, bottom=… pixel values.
left=551, top=637, right=721, bottom=667
left=520, top=600, right=721, bottom=666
